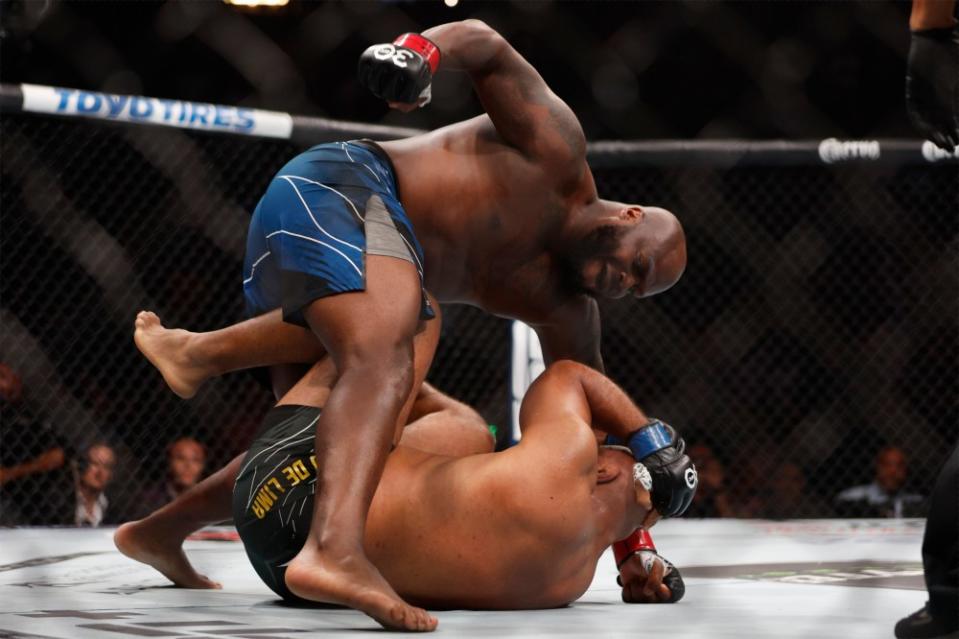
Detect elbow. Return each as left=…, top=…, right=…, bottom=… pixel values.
left=545, top=359, right=589, bottom=380
left=459, top=19, right=498, bottom=39
left=458, top=20, right=508, bottom=67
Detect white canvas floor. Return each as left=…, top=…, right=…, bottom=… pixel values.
left=0, top=519, right=927, bottom=639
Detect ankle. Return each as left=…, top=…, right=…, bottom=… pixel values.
left=184, top=332, right=217, bottom=373
left=301, top=536, right=366, bottom=561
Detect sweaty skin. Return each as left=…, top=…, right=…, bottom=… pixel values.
left=380, top=20, right=687, bottom=366
left=281, top=359, right=662, bottom=609
left=131, top=20, right=687, bottom=400
left=124, top=21, right=685, bottom=629
left=119, top=346, right=672, bottom=610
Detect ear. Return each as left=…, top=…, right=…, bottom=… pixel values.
left=597, top=458, right=621, bottom=484
left=636, top=486, right=653, bottom=512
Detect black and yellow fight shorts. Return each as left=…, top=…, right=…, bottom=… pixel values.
left=232, top=404, right=321, bottom=600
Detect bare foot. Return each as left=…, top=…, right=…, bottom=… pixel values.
left=285, top=547, right=437, bottom=632
left=133, top=311, right=207, bottom=399
left=114, top=520, right=221, bottom=589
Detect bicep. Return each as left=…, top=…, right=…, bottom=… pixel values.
left=470, top=40, right=586, bottom=176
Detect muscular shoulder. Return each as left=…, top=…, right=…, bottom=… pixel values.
left=518, top=408, right=599, bottom=481
left=471, top=115, right=589, bottom=192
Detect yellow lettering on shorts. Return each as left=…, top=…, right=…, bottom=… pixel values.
left=252, top=487, right=275, bottom=519
left=290, top=459, right=310, bottom=481
left=248, top=457, right=316, bottom=519
left=268, top=477, right=285, bottom=494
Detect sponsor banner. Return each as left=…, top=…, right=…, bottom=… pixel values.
left=21, top=84, right=293, bottom=139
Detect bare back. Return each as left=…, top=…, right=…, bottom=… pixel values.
left=366, top=430, right=603, bottom=609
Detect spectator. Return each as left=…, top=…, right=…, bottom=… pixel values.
left=0, top=363, right=69, bottom=525
left=57, top=442, right=118, bottom=527
left=684, top=443, right=733, bottom=517
left=136, top=437, right=207, bottom=517
left=836, top=445, right=924, bottom=518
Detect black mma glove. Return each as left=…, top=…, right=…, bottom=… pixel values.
left=606, top=420, right=697, bottom=518
left=613, top=529, right=686, bottom=604
left=358, top=33, right=441, bottom=106
left=906, top=26, right=959, bottom=150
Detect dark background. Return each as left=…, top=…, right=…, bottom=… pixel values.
left=0, top=0, right=922, bottom=140
left=1, top=0, right=955, bottom=524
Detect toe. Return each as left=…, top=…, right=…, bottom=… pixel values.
left=200, top=575, right=222, bottom=589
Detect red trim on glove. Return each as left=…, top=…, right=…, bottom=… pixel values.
left=394, top=33, right=441, bottom=74
left=613, top=528, right=656, bottom=569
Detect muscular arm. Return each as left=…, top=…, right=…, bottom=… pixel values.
left=520, top=360, right=647, bottom=443
left=533, top=298, right=604, bottom=372
left=422, top=20, right=587, bottom=183
left=0, top=447, right=65, bottom=486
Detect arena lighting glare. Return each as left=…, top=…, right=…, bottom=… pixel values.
left=223, top=0, right=289, bottom=7
left=444, top=0, right=459, bottom=7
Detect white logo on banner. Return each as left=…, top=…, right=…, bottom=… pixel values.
left=921, top=141, right=959, bottom=163
left=817, top=138, right=881, bottom=164
left=20, top=84, right=293, bottom=139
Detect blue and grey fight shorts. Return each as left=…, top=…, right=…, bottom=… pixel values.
left=243, top=140, right=433, bottom=326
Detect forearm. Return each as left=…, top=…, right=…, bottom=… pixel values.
left=562, top=361, right=647, bottom=438
left=911, top=0, right=957, bottom=30
left=421, top=20, right=506, bottom=74
left=0, top=460, right=37, bottom=486
left=536, top=300, right=605, bottom=374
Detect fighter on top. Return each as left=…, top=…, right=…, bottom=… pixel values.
left=131, top=20, right=687, bottom=632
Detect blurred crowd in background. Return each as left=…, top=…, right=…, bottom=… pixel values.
left=1, top=363, right=210, bottom=525
left=0, top=357, right=929, bottom=526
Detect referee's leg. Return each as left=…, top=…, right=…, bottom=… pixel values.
left=896, top=444, right=959, bottom=638
left=924, top=446, right=959, bottom=625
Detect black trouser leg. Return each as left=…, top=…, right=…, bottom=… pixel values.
left=923, top=444, right=959, bottom=627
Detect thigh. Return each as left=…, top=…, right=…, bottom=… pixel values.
left=276, top=294, right=440, bottom=415
left=302, top=254, right=422, bottom=364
